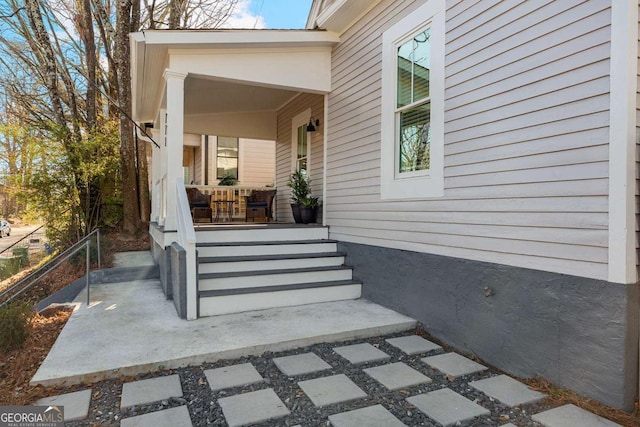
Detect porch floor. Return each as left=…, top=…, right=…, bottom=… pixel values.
left=31, top=274, right=416, bottom=388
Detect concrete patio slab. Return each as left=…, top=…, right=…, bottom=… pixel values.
left=386, top=335, right=442, bottom=355
left=120, top=405, right=192, bottom=427
left=31, top=279, right=416, bottom=387
left=218, top=388, right=290, bottom=427
left=204, top=363, right=264, bottom=391
left=364, top=362, right=432, bottom=390
left=407, top=388, right=490, bottom=426
left=328, top=404, right=407, bottom=427
left=333, top=343, right=390, bottom=364
left=421, top=352, right=487, bottom=378
left=470, top=374, right=547, bottom=407
left=532, top=404, right=621, bottom=427
left=35, top=389, right=92, bottom=421
left=120, top=374, right=183, bottom=408
left=113, top=251, right=155, bottom=268
left=273, top=352, right=331, bottom=376
left=298, top=374, right=368, bottom=407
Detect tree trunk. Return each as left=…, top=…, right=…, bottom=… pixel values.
left=116, top=0, right=141, bottom=235
left=80, top=0, right=96, bottom=131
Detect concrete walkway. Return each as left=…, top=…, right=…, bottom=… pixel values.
left=31, top=266, right=416, bottom=387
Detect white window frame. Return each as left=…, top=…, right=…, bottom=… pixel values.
left=291, top=109, right=312, bottom=175
left=380, top=0, right=445, bottom=200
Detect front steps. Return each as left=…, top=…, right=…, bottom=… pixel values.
left=195, top=225, right=362, bottom=317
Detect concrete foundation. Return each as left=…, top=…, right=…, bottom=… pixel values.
left=170, top=242, right=187, bottom=319
left=339, top=241, right=639, bottom=411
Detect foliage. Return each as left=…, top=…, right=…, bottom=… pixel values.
left=0, top=301, right=33, bottom=352
left=287, top=170, right=311, bottom=205
left=218, top=173, right=237, bottom=186
left=299, top=196, right=319, bottom=208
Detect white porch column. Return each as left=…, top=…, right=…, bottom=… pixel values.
left=163, top=70, right=187, bottom=231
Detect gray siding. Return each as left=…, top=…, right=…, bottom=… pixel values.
left=326, top=0, right=611, bottom=280
left=276, top=93, right=325, bottom=222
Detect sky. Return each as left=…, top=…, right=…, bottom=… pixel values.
left=227, top=0, right=314, bottom=29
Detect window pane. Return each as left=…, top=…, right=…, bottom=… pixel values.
left=413, top=30, right=430, bottom=101
left=399, top=102, right=431, bottom=173
left=217, top=157, right=238, bottom=179
left=397, top=38, right=413, bottom=108
left=297, top=125, right=307, bottom=160
left=217, top=136, right=238, bottom=179
left=397, top=29, right=430, bottom=108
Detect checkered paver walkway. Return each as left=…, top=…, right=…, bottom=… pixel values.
left=35, top=334, right=622, bottom=427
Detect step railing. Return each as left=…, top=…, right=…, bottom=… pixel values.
left=176, top=178, right=197, bottom=320
left=0, top=229, right=101, bottom=308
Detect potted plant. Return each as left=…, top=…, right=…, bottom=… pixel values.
left=287, top=170, right=311, bottom=223
left=218, top=173, right=237, bottom=186
left=299, top=196, right=319, bottom=224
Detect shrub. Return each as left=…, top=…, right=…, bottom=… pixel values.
left=0, top=302, right=33, bottom=352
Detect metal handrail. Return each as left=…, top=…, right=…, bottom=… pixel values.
left=0, top=229, right=101, bottom=308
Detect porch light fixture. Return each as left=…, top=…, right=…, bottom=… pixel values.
left=307, top=117, right=320, bottom=132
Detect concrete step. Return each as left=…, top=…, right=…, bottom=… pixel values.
left=198, top=252, right=346, bottom=274
left=195, top=225, right=328, bottom=244
left=198, top=281, right=362, bottom=316
left=196, top=239, right=338, bottom=257
left=198, top=266, right=353, bottom=292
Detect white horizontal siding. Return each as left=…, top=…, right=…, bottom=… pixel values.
left=275, top=93, right=325, bottom=222
left=239, top=139, right=275, bottom=187
left=325, top=0, right=612, bottom=280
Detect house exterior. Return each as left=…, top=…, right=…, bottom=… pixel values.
left=130, top=0, right=640, bottom=411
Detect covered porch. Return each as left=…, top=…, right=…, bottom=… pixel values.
left=131, top=29, right=343, bottom=320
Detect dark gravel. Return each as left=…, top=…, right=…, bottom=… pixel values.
left=65, top=331, right=554, bottom=426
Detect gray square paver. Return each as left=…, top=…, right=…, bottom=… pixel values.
left=333, top=343, right=391, bottom=364
left=407, top=388, right=490, bottom=426
left=532, top=404, right=621, bottom=427
left=218, top=388, right=290, bottom=427
left=273, top=352, right=331, bottom=376
left=421, top=352, right=487, bottom=378
left=470, top=374, right=546, bottom=407
left=329, top=404, right=407, bottom=427
left=36, top=389, right=92, bottom=421
left=298, top=374, right=367, bottom=407
left=121, top=406, right=192, bottom=427
left=363, top=362, right=431, bottom=390
left=204, top=363, right=264, bottom=391
left=386, top=335, right=442, bottom=355
left=121, top=375, right=183, bottom=408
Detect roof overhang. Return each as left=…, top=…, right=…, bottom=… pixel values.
left=130, top=29, right=339, bottom=124
left=307, top=0, right=382, bottom=33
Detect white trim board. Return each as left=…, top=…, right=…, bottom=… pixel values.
left=608, top=0, right=638, bottom=284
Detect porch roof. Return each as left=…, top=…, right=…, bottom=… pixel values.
left=130, top=29, right=340, bottom=127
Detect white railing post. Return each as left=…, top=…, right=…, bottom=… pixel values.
left=175, top=178, right=198, bottom=320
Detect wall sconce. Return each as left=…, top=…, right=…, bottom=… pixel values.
left=307, top=117, right=320, bottom=132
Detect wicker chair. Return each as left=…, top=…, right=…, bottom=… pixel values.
left=244, top=190, right=276, bottom=222
left=186, top=188, right=212, bottom=223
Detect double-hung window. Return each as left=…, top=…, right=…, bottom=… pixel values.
left=381, top=0, right=445, bottom=199
left=217, top=136, right=239, bottom=179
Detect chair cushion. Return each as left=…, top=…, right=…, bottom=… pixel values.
left=190, top=201, right=209, bottom=208
left=247, top=202, right=268, bottom=207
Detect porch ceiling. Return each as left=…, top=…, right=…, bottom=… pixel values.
left=130, top=29, right=339, bottom=124
left=183, top=76, right=298, bottom=115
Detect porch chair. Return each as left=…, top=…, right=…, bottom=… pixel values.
left=186, top=188, right=212, bottom=223
left=244, top=190, right=276, bottom=222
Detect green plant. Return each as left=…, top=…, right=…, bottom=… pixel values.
left=299, top=196, right=319, bottom=208
left=218, top=174, right=237, bottom=186
left=0, top=301, right=33, bottom=352
left=287, top=170, right=311, bottom=205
